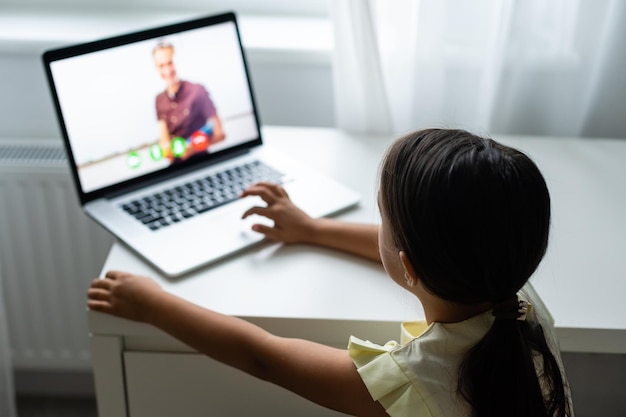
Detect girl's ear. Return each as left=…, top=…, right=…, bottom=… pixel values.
left=399, top=251, right=419, bottom=287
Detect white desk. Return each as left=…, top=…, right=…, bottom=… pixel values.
left=88, top=126, right=626, bottom=417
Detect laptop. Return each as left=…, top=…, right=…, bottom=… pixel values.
left=42, top=12, right=360, bottom=278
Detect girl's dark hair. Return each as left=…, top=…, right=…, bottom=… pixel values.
left=379, top=129, right=570, bottom=417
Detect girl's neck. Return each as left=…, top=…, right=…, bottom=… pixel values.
left=415, top=282, right=491, bottom=324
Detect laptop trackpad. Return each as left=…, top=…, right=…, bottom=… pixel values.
left=138, top=197, right=270, bottom=276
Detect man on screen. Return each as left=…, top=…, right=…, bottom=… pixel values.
left=153, top=41, right=225, bottom=162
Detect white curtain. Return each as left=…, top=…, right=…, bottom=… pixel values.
left=0, top=260, right=17, bottom=417
left=330, top=0, right=626, bottom=138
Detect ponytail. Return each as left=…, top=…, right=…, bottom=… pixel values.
left=458, top=314, right=570, bottom=417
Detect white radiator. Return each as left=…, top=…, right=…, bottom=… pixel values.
left=0, top=139, right=114, bottom=371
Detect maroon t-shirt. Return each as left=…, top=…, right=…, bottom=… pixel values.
left=155, top=80, right=217, bottom=139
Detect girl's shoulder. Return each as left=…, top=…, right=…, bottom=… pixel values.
left=347, top=315, right=493, bottom=417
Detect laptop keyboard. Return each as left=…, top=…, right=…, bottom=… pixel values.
left=120, top=160, right=283, bottom=231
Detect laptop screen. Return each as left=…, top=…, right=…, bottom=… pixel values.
left=44, top=13, right=261, bottom=199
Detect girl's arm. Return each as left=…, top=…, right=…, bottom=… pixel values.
left=87, top=271, right=387, bottom=417
left=241, top=182, right=380, bottom=263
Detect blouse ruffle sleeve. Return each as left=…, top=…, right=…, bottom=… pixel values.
left=348, top=336, right=436, bottom=417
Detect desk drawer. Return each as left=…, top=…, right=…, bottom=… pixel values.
left=124, top=351, right=351, bottom=417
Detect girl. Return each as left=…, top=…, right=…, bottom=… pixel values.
left=87, top=128, right=573, bottom=417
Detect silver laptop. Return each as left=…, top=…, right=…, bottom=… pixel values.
left=43, top=12, right=360, bottom=278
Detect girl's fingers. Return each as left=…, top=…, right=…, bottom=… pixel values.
left=87, top=300, right=112, bottom=313
left=257, top=182, right=289, bottom=198
left=90, top=278, right=111, bottom=289
left=248, top=181, right=283, bottom=192
left=250, top=223, right=279, bottom=240
left=87, top=288, right=110, bottom=301
left=241, top=187, right=278, bottom=204
left=242, top=206, right=274, bottom=220
left=240, top=182, right=288, bottom=203
left=105, top=270, right=127, bottom=280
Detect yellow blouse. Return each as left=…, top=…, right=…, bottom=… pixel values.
left=348, top=285, right=573, bottom=417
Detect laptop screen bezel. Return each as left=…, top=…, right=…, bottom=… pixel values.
left=42, top=11, right=263, bottom=205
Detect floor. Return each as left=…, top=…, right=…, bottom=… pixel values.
left=13, top=370, right=98, bottom=417
left=16, top=395, right=98, bottom=417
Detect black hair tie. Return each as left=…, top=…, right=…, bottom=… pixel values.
left=492, top=295, right=530, bottom=321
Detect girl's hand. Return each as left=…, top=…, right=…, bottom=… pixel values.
left=87, top=270, right=163, bottom=323
left=240, top=182, right=316, bottom=244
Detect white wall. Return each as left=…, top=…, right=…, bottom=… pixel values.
left=0, top=52, right=335, bottom=141
left=0, top=7, right=336, bottom=142
left=0, top=53, right=62, bottom=139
